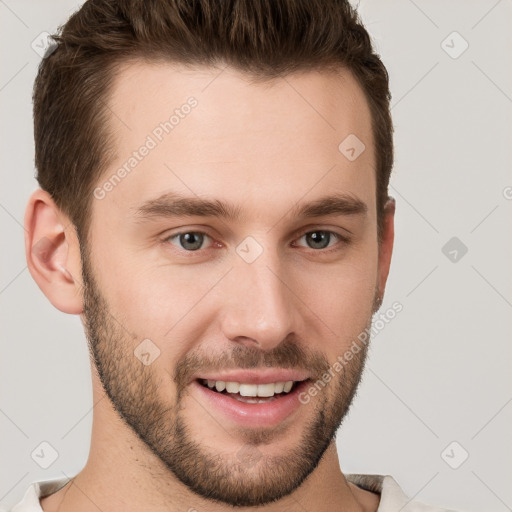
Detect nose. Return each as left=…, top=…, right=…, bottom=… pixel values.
left=219, top=248, right=298, bottom=352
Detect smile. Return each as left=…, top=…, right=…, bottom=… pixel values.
left=193, top=377, right=310, bottom=427
left=199, top=379, right=300, bottom=403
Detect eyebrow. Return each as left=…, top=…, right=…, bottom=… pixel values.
left=132, top=191, right=368, bottom=223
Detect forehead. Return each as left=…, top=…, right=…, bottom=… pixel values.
left=97, top=60, right=375, bottom=223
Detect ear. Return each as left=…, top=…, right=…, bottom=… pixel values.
left=24, top=189, right=84, bottom=314
left=376, top=197, right=395, bottom=303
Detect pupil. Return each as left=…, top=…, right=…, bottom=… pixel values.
left=307, top=231, right=329, bottom=249
left=180, top=232, right=203, bottom=251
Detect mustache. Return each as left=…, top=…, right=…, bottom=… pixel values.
left=174, top=337, right=332, bottom=393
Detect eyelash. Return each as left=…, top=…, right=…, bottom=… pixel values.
left=162, top=229, right=350, bottom=255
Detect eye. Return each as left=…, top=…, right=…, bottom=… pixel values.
left=163, top=229, right=349, bottom=255
left=165, top=231, right=212, bottom=251
left=294, top=230, right=347, bottom=251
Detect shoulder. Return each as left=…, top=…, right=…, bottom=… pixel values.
left=346, top=473, right=465, bottom=512
left=6, top=477, right=70, bottom=512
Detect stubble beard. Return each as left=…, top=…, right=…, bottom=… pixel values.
left=80, top=248, right=374, bottom=507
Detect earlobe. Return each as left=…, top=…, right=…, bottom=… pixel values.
left=24, top=189, right=84, bottom=314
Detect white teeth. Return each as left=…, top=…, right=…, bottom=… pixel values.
left=257, top=383, right=276, bottom=397
left=235, top=396, right=277, bottom=404
left=239, top=384, right=258, bottom=397
left=225, top=381, right=240, bottom=394
left=214, top=381, right=226, bottom=392
left=283, top=381, right=293, bottom=393
left=274, top=382, right=285, bottom=394
left=202, top=379, right=297, bottom=397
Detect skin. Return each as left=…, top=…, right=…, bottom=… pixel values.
left=25, top=61, right=395, bottom=512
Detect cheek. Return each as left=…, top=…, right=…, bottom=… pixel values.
left=96, top=252, right=221, bottom=373
left=107, top=265, right=200, bottom=334
left=297, top=249, right=378, bottom=347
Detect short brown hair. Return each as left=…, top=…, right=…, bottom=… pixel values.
left=33, top=0, right=393, bottom=246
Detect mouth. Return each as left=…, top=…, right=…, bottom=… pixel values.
left=192, top=376, right=311, bottom=428
left=198, top=378, right=303, bottom=403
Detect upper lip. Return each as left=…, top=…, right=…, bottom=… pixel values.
left=193, top=369, right=310, bottom=385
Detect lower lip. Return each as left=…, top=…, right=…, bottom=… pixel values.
left=192, top=380, right=309, bottom=429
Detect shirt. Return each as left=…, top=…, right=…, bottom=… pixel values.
left=5, top=473, right=460, bottom=511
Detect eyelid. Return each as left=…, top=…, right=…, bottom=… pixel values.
left=293, top=225, right=351, bottom=242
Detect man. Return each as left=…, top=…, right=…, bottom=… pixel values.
left=12, top=0, right=460, bottom=510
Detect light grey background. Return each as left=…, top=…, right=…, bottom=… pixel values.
left=1, top=1, right=511, bottom=510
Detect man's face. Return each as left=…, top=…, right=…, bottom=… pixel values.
left=81, top=62, right=386, bottom=506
